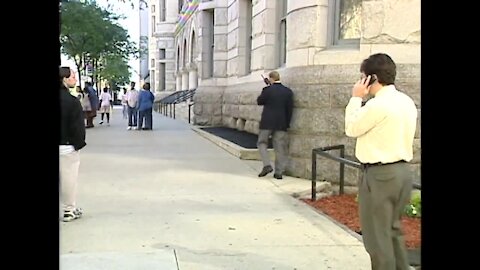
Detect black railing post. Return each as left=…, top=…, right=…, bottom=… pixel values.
left=339, top=146, right=345, bottom=195
left=188, top=104, right=191, bottom=123
left=311, top=150, right=317, bottom=201
left=173, top=103, right=176, bottom=119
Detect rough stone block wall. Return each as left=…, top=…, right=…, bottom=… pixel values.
left=193, top=64, right=421, bottom=186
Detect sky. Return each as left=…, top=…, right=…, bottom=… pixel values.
left=61, top=0, right=140, bottom=83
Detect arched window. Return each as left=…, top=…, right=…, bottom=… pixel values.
left=177, top=46, right=181, bottom=72
left=183, top=39, right=188, bottom=68
left=190, top=30, right=196, bottom=64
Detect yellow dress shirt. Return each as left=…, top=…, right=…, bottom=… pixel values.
left=345, top=84, right=417, bottom=164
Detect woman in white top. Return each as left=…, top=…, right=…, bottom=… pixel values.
left=99, top=87, right=113, bottom=125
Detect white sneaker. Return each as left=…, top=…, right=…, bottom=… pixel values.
left=62, top=208, right=83, bottom=222
left=127, top=126, right=132, bottom=130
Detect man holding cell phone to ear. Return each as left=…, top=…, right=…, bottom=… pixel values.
left=345, top=53, right=418, bottom=270
left=256, top=71, right=294, bottom=180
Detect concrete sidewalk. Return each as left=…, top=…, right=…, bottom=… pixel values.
left=60, top=107, right=371, bottom=270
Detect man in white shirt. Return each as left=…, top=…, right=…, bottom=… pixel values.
left=345, top=53, right=418, bottom=270
left=125, top=81, right=139, bottom=130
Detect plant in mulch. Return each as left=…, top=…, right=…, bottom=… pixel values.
left=404, top=191, right=421, bottom=218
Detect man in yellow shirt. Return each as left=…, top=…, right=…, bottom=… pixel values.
left=345, top=53, right=417, bottom=270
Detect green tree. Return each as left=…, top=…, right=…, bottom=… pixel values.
left=60, top=0, right=138, bottom=87
left=97, top=54, right=131, bottom=90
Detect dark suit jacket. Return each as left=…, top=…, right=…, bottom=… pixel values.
left=60, top=86, right=86, bottom=150
left=257, top=82, right=294, bottom=131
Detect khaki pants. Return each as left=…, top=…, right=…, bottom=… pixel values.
left=358, top=162, right=412, bottom=270
left=60, top=150, right=80, bottom=212
left=257, top=129, right=288, bottom=174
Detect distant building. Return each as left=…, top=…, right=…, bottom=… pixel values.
left=147, top=0, right=181, bottom=92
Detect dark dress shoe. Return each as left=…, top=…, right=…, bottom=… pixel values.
left=273, top=174, right=283, bottom=180
left=258, top=165, right=273, bottom=177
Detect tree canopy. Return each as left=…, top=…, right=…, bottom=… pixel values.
left=60, top=0, right=138, bottom=88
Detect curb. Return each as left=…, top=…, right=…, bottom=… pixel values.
left=191, top=126, right=275, bottom=161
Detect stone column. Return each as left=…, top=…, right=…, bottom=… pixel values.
left=287, top=1, right=329, bottom=67
left=176, top=72, right=182, bottom=91
left=188, top=64, right=198, bottom=90
left=181, top=69, right=189, bottom=90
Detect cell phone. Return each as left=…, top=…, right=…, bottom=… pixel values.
left=367, top=74, right=377, bottom=86
left=261, top=75, right=270, bottom=85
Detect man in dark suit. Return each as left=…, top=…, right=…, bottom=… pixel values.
left=257, top=71, right=294, bottom=179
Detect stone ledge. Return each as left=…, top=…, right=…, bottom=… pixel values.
left=191, top=126, right=275, bottom=161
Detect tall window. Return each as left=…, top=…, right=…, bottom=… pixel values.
left=190, top=31, right=196, bottom=63
left=151, top=59, right=155, bottom=68
left=159, top=0, right=166, bottom=22
left=239, top=0, right=252, bottom=76
left=209, top=10, right=214, bottom=77
left=177, top=46, right=181, bottom=72
left=151, top=16, right=156, bottom=35
left=245, top=0, right=252, bottom=74
left=279, top=0, right=287, bottom=66
left=178, top=0, right=184, bottom=13
left=151, top=5, right=155, bottom=13
left=183, top=39, right=188, bottom=68
left=334, top=0, right=361, bottom=45
left=159, top=49, right=166, bottom=59
left=202, top=9, right=214, bottom=79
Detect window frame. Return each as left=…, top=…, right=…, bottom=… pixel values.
left=331, top=0, right=361, bottom=47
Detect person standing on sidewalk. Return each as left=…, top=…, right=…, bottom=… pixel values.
left=125, top=81, right=139, bottom=130
left=84, top=82, right=99, bottom=128
left=256, top=71, right=294, bottom=180
left=136, top=82, right=155, bottom=130
left=344, top=53, right=417, bottom=270
left=60, top=66, right=86, bottom=222
left=98, top=87, right=113, bottom=126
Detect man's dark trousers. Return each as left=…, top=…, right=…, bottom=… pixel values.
left=127, top=106, right=137, bottom=127
left=358, top=162, right=412, bottom=270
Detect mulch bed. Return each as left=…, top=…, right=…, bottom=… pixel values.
left=301, top=194, right=421, bottom=249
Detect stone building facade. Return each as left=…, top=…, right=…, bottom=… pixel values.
left=148, top=0, right=184, bottom=92
left=151, top=0, right=421, bottom=188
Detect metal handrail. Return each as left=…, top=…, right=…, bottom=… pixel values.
left=155, top=89, right=196, bottom=120
left=311, top=144, right=421, bottom=201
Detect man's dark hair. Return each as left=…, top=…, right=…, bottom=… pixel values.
left=360, top=53, right=396, bottom=85
left=143, top=82, right=151, bottom=90
left=59, top=66, right=71, bottom=88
